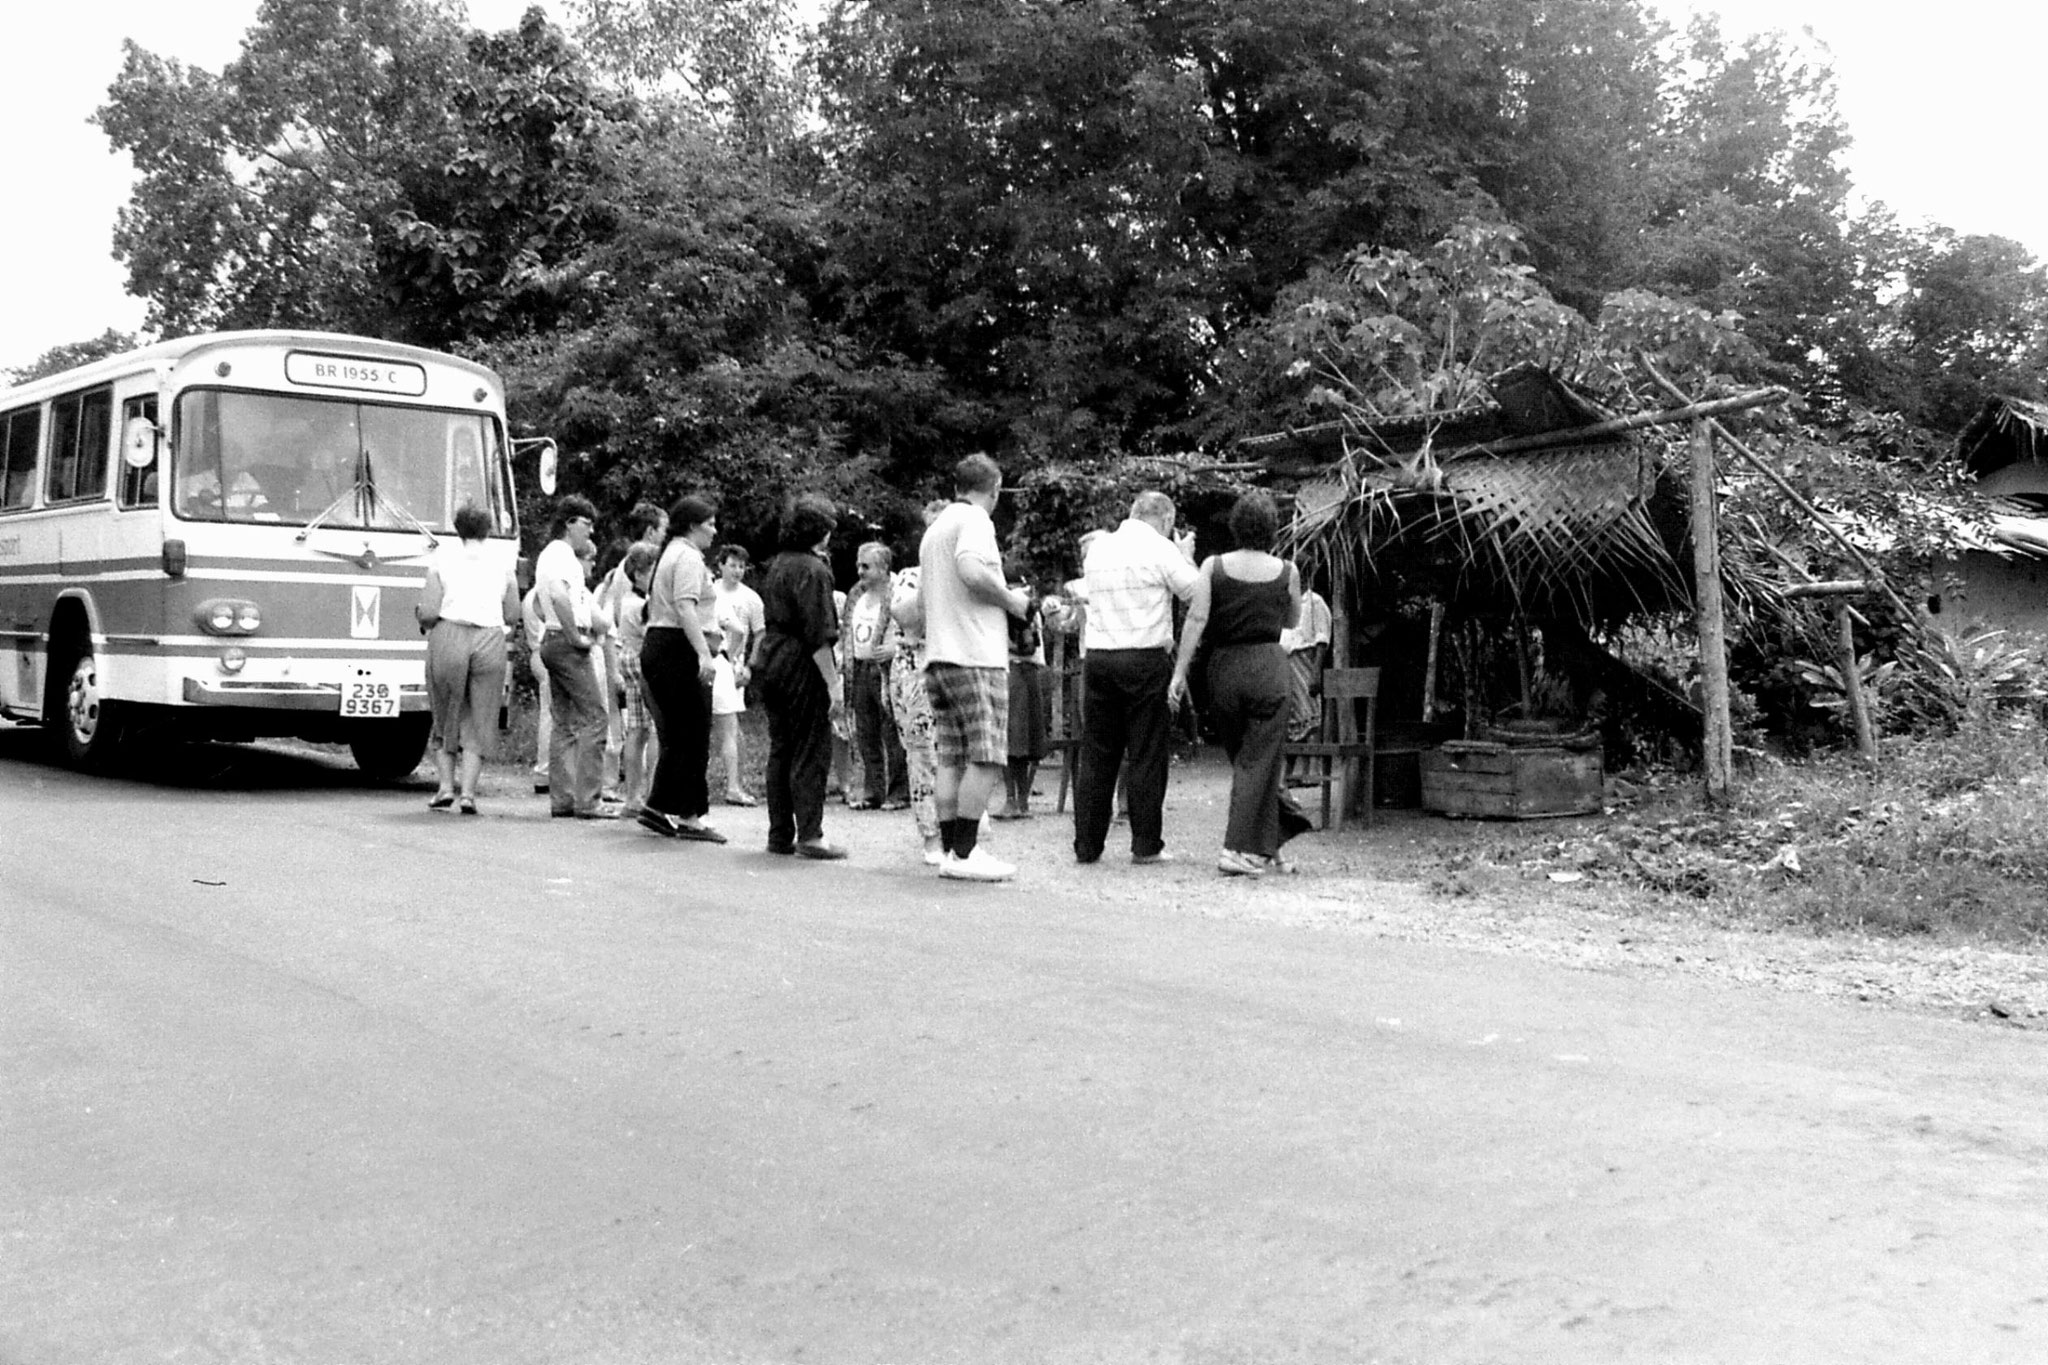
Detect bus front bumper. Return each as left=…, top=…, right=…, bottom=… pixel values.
left=181, top=678, right=431, bottom=711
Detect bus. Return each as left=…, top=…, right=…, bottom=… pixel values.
left=0, top=330, right=522, bottom=778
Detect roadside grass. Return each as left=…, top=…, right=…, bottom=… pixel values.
left=1430, top=710, right=2048, bottom=948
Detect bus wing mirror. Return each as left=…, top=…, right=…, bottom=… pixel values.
left=538, top=441, right=558, bottom=496
left=123, top=416, right=161, bottom=469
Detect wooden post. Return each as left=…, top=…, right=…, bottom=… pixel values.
left=1330, top=555, right=1353, bottom=818
left=1421, top=600, right=1443, bottom=723
left=1690, top=419, right=1733, bottom=803
left=1837, top=604, right=1877, bottom=759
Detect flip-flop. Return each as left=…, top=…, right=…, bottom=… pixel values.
left=427, top=794, right=455, bottom=811
left=458, top=798, right=478, bottom=816
left=724, top=792, right=759, bottom=807
left=637, top=808, right=683, bottom=838
left=674, top=824, right=729, bottom=844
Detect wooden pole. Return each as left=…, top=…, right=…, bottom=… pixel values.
left=1690, top=419, right=1733, bottom=802
left=1421, top=599, right=1443, bottom=723
left=1330, top=555, right=1353, bottom=819
left=1439, top=389, right=1789, bottom=464
left=1782, top=579, right=1873, bottom=599
left=1639, top=357, right=1927, bottom=635
left=1837, top=603, right=1877, bottom=759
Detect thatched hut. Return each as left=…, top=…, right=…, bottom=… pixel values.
left=1944, top=398, right=2048, bottom=631
left=1241, top=364, right=1699, bottom=758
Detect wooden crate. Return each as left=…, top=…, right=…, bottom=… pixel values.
left=1420, top=741, right=1603, bottom=820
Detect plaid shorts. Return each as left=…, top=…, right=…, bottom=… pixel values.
left=923, top=661, right=1009, bottom=767
left=618, top=650, right=649, bottom=731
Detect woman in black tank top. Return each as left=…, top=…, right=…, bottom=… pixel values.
left=1169, top=493, right=1314, bottom=875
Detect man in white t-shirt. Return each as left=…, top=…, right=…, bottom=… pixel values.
left=1073, top=491, right=1198, bottom=865
left=916, top=453, right=1029, bottom=881
left=534, top=495, right=620, bottom=819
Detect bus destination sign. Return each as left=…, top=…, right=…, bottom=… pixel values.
left=285, top=352, right=429, bottom=397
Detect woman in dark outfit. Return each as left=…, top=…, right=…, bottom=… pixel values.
left=1168, top=491, right=1313, bottom=876
left=755, top=493, right=848, bottom=860
left=637, top=493, right=726, bottom=843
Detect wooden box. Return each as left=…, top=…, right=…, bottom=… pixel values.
left=1420, top=740, right=1604, bottom=820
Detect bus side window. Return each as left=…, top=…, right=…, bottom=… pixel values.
left=45, top=386, right=113, bottom=503
left=0, top=406, right=37, bottom=510
left=118, top=395, right=160, bottom=509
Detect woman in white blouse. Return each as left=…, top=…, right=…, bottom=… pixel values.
left=417, top=503, right=519, bottom=814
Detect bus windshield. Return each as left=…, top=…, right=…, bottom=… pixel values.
left=173, top=389, right=513, bottom=535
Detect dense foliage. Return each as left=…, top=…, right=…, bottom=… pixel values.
left=67, top=0, right=2048, bottom=716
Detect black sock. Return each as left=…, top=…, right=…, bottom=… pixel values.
left=952, top=817, right=980, bottom=858
left=940, top=819, right=957, bottom=854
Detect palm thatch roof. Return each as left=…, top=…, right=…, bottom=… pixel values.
left=1954, top=396, right=2048, bottom=556
left=1957, top=395, right=2048, bottom=480
left=1249, top=366, right=1684, bottom=623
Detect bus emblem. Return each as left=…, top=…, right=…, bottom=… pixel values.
left=351, top=585, right=382, bottom=639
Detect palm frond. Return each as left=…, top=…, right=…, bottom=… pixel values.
left=1283, top=438, right=1684, bottom=622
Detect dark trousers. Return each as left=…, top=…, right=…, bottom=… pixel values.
left=849, top=657, right=909, bottom=803
left=1207, top=643, right=1310, bottom=858
left=1073, top=648, right=1173, bottom=861
left=759, top=638, right=832, bottom=847
left=540, top=632, right=605, bottom=815
left=640, top=626, right=712, bottom=820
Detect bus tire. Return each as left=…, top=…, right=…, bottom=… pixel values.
left=50, top=640, right=126, bottom=771
left=348, top=714, right=431, bottom=782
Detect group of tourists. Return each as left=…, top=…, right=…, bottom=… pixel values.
left=415, top=453, right=1323, bottom=880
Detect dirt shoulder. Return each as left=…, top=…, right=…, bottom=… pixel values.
left=870, top=751, right=2048, bottom=1032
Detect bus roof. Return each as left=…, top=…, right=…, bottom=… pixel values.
left=0, top=330, right=501, bottom=404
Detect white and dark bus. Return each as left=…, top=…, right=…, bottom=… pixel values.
left=0, top=331, right=521, bottom=778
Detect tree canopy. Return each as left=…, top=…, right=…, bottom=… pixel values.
left=80, top=0, right=2044, bottom=571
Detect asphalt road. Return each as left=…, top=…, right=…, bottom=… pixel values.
left=5, top=730, right=2048, bottom=1363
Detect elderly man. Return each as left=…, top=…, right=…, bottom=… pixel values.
left=534, top=495, right=621, bottom=820
left=1072, top=490, right=1198, bottom=865
left=918, top=453, right=1030, bottom=881
left=841, top=541, right=910, bottom=809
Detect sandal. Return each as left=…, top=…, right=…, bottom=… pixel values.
left=724, top=791, right=759, bottom=807
left=427, top=794, right=455, bottom=812
left=458, top=797, right=478, bottom=816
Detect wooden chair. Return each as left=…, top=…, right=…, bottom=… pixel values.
left=1283, top=666, right=1382, bottom=831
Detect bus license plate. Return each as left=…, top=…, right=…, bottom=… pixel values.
left=340, top=675, right=399, bottom=718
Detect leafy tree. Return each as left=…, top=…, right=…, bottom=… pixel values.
left=95, top=0, right=469, bottom=336
left=477, top=129, right=952, bottom=555
left=1889, top=232, right=2048, bottom=432
left=566, top=0, right=814, bottom=166
left=813, top=0, right=1219, bottom=467
left=383, top=11, right=638, bottom=346
left=1625, top=16, right=1856, bottom=383
left=4, top=330, right=141, bottom=386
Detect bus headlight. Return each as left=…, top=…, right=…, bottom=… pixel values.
left=195, top=598, right=262, bottom=635
left=218, top=648, right=247, bottom=674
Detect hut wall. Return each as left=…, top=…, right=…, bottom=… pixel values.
left=1931, top=549, right=2048, bottom=635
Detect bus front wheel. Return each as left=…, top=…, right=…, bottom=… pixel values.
left=348, top=714, right=431, bottom=782
left=52, top=645, right=126, bottom=770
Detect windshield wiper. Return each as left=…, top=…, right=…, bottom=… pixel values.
left=296, top=444, right=440, bottom=552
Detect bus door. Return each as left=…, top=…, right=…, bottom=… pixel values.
left=103, top=387, right=166, bottom=704
left=0, top=401, right=39, bottom=713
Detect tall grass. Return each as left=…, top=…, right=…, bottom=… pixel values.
left=1722, top=710, right=2048, bottom=943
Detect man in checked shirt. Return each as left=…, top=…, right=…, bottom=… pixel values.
left=1072, top=490, right=1198, bottom=865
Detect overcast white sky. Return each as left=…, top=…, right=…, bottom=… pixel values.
left=2, top=0, right=2041, bottom=370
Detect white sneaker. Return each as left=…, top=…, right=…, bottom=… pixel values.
left=923, top=848, right=945, bottom=867
left=939, top=847, right=1015, bottom=882
left=1217, top=849, right=1268, bottom=877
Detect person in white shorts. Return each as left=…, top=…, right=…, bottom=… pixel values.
left=709, top=544, right=765, bottom=805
